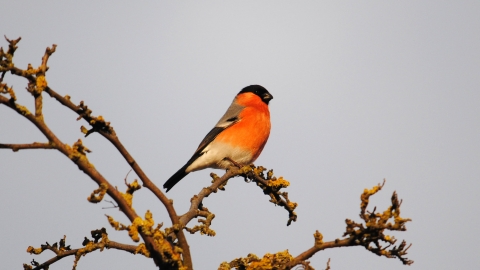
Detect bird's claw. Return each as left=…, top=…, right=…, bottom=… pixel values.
left=223, top=157, right=242, bottom=168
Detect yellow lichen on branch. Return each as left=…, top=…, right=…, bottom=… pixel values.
left=129, top=217, right=143, bottom=242
left=35, top=75, right=47, bottom=94
left=140, top=212, right=185, bottom=269
left=15, top=103, right=31, bottom=116
left=106, top=211, right=185, bottom=268
left=73, top=228, right=109, bottom=269
left=185, top=212, right=216, bottom=236
left=343, top=181, right=413, bottom=265
left=2, top=37, right=192, bottom=270
left=25, top=63, right=39, bottom=76
left=135, top=243, right=151, bottom=257
left=26, top=246, right=44, bottom=255
left=248, top=166, right=298, bottom=226
left=106, top=215, right=128, bottom=231
left=360, top=179, right=385, bottom=216
left=3, top=37, right=416, bottom=270
left=87, top=183, right=108, bottom=203
left=0, top=82, right=16, bottom=101
left=219, top=250, right=294, bottom=270
left=266, top=176, right=290, bottom=189
left=68, top=139, right=93, bottom=168
left=120, top=179, right=142, bottom=207
left=314, top=230, right=324, bottom=247
left=106, top=215, right=143, bottom=242
left=75, top=100, right=114, bottom=136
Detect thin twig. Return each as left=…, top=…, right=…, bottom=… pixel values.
left=29, top=240, right=138, bottom=270
left=41, top=85, right=192, bottom=268
left=0, top=142, right=55, bottom=151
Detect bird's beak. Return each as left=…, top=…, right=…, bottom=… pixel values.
left=263, top=92, right=273, bottom=102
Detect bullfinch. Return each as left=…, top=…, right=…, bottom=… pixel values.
left=163, top=85, right=273, bottom=192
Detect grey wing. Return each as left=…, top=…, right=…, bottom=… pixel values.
left=193, top=101, right=245, bottom=154
left=214, top=101, right=244, bottom=128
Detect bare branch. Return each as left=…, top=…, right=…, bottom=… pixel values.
left=325, top=258, right=331, bottom=270
left=0, top=142, right=55, bottom=151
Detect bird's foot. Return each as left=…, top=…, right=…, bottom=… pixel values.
left=223, top=157, right=243, bottom=168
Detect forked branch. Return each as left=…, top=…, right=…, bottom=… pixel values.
left=23, top=228, right=139, bottom=270
left=1, top=37, right=189, bottom=269
left=220, top=181, right=413, bottom=269
left=179, top=165, right=298, bottom=239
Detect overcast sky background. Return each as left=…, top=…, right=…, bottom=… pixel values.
left=1, top=2, right=479, bottom=269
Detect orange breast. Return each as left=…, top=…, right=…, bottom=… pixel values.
left=215, top=92, right=271, bottom=162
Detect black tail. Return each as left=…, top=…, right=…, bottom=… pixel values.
left=164, top=163, right=190, bottom=192
left=164, top=151, right=204, bottom=192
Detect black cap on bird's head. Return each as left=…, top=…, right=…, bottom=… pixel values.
left=238, top=85, right=273, bottom=105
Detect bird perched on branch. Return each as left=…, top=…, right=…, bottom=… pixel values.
left=163, top=85, right=273, bottom=192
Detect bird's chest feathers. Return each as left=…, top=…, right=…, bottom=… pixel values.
left=215, top=106, right=270, bottom=151
left=186, top=107, right=270, bottom=172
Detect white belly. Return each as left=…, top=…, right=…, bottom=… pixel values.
left=185, top=141, right=253, bottom=173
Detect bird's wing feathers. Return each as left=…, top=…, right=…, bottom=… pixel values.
left=215, top=102, right=244, bottom=128
left=164, top=101, right=245, bottom=192
left=193, top=102, right=245, bottom=155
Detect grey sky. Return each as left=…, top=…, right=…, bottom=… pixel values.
left=1, top=2, right=479, bottom=269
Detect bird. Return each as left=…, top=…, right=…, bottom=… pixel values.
left=163, top=85, right=273, bottom=192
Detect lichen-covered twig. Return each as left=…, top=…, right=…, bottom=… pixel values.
left=286, top=180, right=413, bottom=269
left=221, top=181, right=412, bottom=270
left=179, top=165, right=297, bottom=240
left=0, top=37, right=184, bottom=268
left=23, top=229, right=139, bottom=270
left=219, top=251, right=295, bottom=270
left=45, top=75, right=192, bottom=269
left=247, top=166, right=298, bottom=226
left=106, top=211, right=185, bottom=269
left=179, top=167, right=245, bottom=234
left=41, top=86, right=190, bottom=244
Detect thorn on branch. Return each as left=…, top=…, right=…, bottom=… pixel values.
left=102, top=200, right=119, bottom=209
